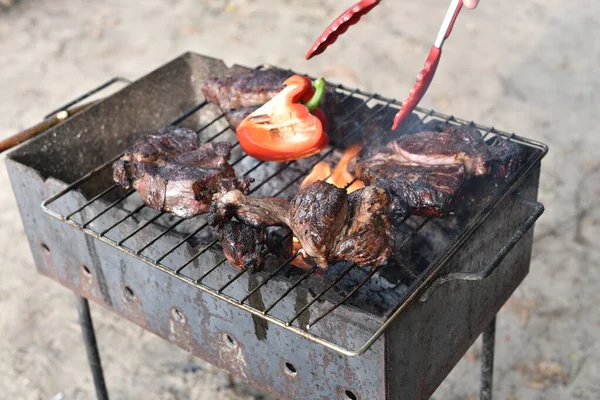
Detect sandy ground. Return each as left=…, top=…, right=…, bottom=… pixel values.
left=1, top=0, right=599, bottom=399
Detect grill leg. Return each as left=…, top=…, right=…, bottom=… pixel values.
left=480, top=315, right=496, bottom=400
left=75, top=295, right=109, bottom=400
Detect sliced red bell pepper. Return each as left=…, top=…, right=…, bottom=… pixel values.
left=236, top=75, right=328, bottom=162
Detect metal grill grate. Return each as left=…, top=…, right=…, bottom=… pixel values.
left=41, top=65, right=547, bottom=356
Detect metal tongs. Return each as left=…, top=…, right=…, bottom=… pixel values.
left=306, top=0, right=464, bottom=130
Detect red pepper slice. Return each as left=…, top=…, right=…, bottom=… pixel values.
left=305, top=0, right=381, bottom=60
left=236, top=76, right=328, bottom=162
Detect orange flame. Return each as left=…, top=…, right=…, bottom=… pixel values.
left=300, top=144, right=365, bottom=192
left=292, top=145, right=365, bottom=269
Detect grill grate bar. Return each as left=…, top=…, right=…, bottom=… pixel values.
left=171, top=101, right=209, bottom=125
left=197, top=113, right=226, bottom=135
left=240, top=249, right=299, bottom=304
left=117, top=212, right=165, bottom=246
left=66, top=184, right=120, bottom=220
left=136, top=217, right=185, bottom=255
left=204, top=124, right=230, bottom=142
left=156, top=222, right=209, bottom=264
left=263, top=266, right=319, bottom=315
left=175, top=238, right=219, bottom=274
left=100, top=203, right=146, bottom=237
left=217, top=268, right=247, bottom=293
left=81, top=190, right=135, bottom=228
left=287, top=263, right=358, bottom=326
left=195, top=257, right=227, bottom=283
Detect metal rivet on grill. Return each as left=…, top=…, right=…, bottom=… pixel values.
left=225, top=333, right=236, bottom=347
left=81, top=265, right=92, bottom=277
left=123, top=285, right=135, bottom=300
left=284, top=362, right=297, bottom=377
left=344, top=390, right=358, bottom=400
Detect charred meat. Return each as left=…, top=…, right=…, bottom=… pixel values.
left=289, top=181, right=349, bottom=268
left=357, top=160, right=465, bottom=218
left=357, top=126, right=523, bottom=217
left=202, top=69, right=293, bottom=112
left=210, top=181, right=396, bottom=270
left=487, top=135, right=527, bottom=178
left=215, top=221, right=268, bottom=272
left=331, top=186, right=396, bottom=267
left=113, top=125, right=252, bottom=219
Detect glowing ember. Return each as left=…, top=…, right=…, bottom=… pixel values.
left=292, top=145, right=365, bottom=269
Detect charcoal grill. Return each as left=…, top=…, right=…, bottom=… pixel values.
left=5, top=53, right=547, bottom=400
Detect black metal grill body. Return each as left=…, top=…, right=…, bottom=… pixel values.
left=6, top=53, right=546, bottom=400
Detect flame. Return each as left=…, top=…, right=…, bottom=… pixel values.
left=292, top=145, right=365, bottom=269
left=300, top=144, right=365, bottom=193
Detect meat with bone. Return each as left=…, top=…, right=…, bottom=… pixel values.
left=113, top=125, right=252, bottom=219
left=215, top=221, right=268, bottom=272
left=209, top=181, right=397, bottom=270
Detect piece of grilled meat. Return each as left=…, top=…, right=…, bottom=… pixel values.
left=113, top=125, right=252, bottom=219
left=202, top=69, right=293, bottom=112
left=215, top=221, right=268, bottom=272
left=357, top=160, right=466, bottom=218
left=487, top=135, right=527, bottom=178
left=330, top=186, right=395, bottom=267
left=210, top=181, right=397, bottom=270
left=357, top=126, right=526, bottom=217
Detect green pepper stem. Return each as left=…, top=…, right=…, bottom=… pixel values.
left=305, top=77, right=326, bottom=112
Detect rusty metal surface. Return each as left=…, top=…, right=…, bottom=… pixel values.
left=5, top=52, right=547, bottom=399
left=5, top=159, right=386, bottom=400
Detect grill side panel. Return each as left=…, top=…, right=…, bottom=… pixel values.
left=384, top=165, right=541, bottom=399
left=5, top=159, right=386, bottom=400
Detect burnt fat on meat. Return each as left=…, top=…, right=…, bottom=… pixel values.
left=209, top=181, right=397, bottom=270
left=113, top=125, right=252, bottom=219
left=215, top=221, right=268, bottom=272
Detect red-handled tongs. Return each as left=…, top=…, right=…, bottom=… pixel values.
left=305, top=0, right=464, bottom=131
left=392, top=0, right=463, bottom=130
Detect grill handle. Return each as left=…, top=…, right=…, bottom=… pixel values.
left=419, top=199, right=544, bottom=302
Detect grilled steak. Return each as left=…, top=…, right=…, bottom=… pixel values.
left=357, top=161, right=465, bottom=217
left=210, top=181, right=396, bottom=270
left=113, top=125, right=252, bottom=219
left=357, top=126, right=526, bottom=217
left=202, top=69, right=293, bottom=112
left=383, top=126, right=489, bottom=176
left=216, top=221, right=268, bottom=272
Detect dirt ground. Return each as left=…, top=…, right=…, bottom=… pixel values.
left=1, top=0, right=599, bottom=399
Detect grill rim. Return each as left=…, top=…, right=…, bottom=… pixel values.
left=36, top=62, right=548, bottom=357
